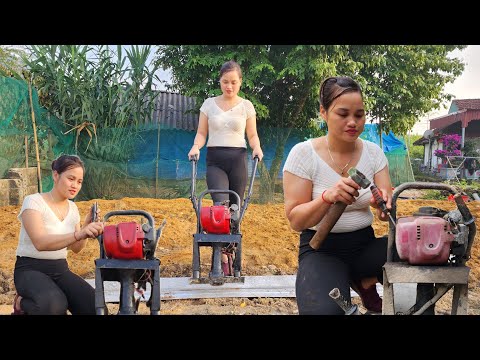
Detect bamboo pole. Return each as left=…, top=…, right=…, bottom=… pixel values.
left=24, top=135, right=29, bottom=168
left=28, top=81, right=42, bottom=193
left=155, top=118, right=160, bottom=199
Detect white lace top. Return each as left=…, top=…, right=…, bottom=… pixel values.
left=200, top=97, right=256, bottom=148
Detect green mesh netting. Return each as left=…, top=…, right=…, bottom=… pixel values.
left=1, top=75, right=414, bottom=203
left=385, top=148, right=416, bottom=187
left=0, top=76, right=75, bottom=191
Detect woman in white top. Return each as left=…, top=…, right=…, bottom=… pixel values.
left=283, top=76, right=393, bottom=315
left=188, top=60, right=264, bottom=275
left=12, top=155, right=104, bottom=315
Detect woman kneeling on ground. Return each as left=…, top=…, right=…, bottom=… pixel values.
left=12, top=154, right=104, bottom=315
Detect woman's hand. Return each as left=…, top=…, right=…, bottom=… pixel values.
left=76, top=221, right=104, bottom=240
left=323, top=177, right=361, bottom=205
left=252, top=146, right=263, bottom=161
left=369, top=187, right=392, bottom=222
left=188, top=144, right=200, bottom=160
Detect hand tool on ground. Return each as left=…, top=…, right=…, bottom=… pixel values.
left=329, top=287, right=359, bottom=315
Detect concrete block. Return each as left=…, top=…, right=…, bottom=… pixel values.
left=0, top=187, right=9, bottom=206
left=6, top=167, right=38, bottom=188
left=0, top=179, right=10, bottom=191
left=25, top=168, right=39, bottom=187
left=25, top=185, right=37, bottom=197
left=4, top=179, right=22, bottom=189
left=9, top=188, right=24, bottom=206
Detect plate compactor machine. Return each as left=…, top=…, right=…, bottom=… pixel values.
left=189, top=156, right=259, bottom=285
left=321, top=175, right=477, bottom=315
left=94, top=204, right=166, bottom=315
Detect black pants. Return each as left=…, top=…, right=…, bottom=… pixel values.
left=14, top=256, right=95, bottom=315
left=296, top=226, right=387, bottom=315
left=206, top=147, right=247, bottom=207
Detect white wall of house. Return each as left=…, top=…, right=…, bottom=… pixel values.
left=423, top=142, right=430, bottom=167
left=423, top=139, right=443, bottom=171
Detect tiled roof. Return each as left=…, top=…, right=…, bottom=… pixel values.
left=452, top=99, right=480, bottom=111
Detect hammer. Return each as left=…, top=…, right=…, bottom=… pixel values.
left=309, top=167, right=371, bottom=250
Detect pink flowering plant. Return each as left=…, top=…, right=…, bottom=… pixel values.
left=434, top=134, right=462, bottom=159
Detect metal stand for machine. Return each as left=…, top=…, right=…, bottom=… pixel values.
left=383, top=182, right=476, bottom=315
left=192, top=232, right=243, bottom=284
left=95, top=258, right=161, bottom=315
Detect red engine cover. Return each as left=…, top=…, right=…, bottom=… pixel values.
left=103, top=222, right=144, bottom=259
left=200, top=205, right=231, bottom=234
left=395, top=216, right=454, bottom=265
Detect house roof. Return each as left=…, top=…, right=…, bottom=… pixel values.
left=430, top=98, right=480, bottom=130
left=414, top=99, right=480, bottom=145
left=450, top=99, right=480, bottom=112
left=429, top=109, right=480, bottom=130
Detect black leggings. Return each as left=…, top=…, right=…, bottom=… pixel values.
left=206, top=147, right=247, bottom=207
left=14, top=256, right=95, bottom=315
left=296, top=226, right=387, bottom=315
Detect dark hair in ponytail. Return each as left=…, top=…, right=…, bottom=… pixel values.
left=51, top=154, right=85, bottom=175
left=219, top=60, right=242, bottom=79
left=319, top=76, right=363, bottom=111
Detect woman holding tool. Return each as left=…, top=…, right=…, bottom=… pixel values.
left=13, top=154, right=104, bottom=315
left=283, top=76, right=393, bottom=314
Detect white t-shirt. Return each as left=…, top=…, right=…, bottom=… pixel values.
left=16, top=193, right=80, bottom=260
left=200, top=97, right=256, bottom=148
left=283, top=139, right=388, bottom=233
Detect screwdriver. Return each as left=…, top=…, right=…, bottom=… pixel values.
left=370, top=184, right=395, bottom=227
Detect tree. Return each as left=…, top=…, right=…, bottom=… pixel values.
left=155, top=45, right=466, bottom=203
left=348, top=45, right=466, bottom=135
left=405, top=134, right=424, bottom=160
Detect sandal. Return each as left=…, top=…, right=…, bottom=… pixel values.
left=11, top=293, right=25, bottom=315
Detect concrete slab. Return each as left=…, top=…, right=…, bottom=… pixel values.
left=86, top=275, right=397, bottom=303
left=87, top=275, right=297, bottom=302
left=392, top=283, right=417, bottom=314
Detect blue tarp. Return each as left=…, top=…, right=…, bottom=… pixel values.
left=359, top=124, right=406, bottom=153
left=125, top=124, right=407, bottom=180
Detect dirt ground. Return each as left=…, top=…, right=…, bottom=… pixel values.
left=1, top=195, right=480, bottom=315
